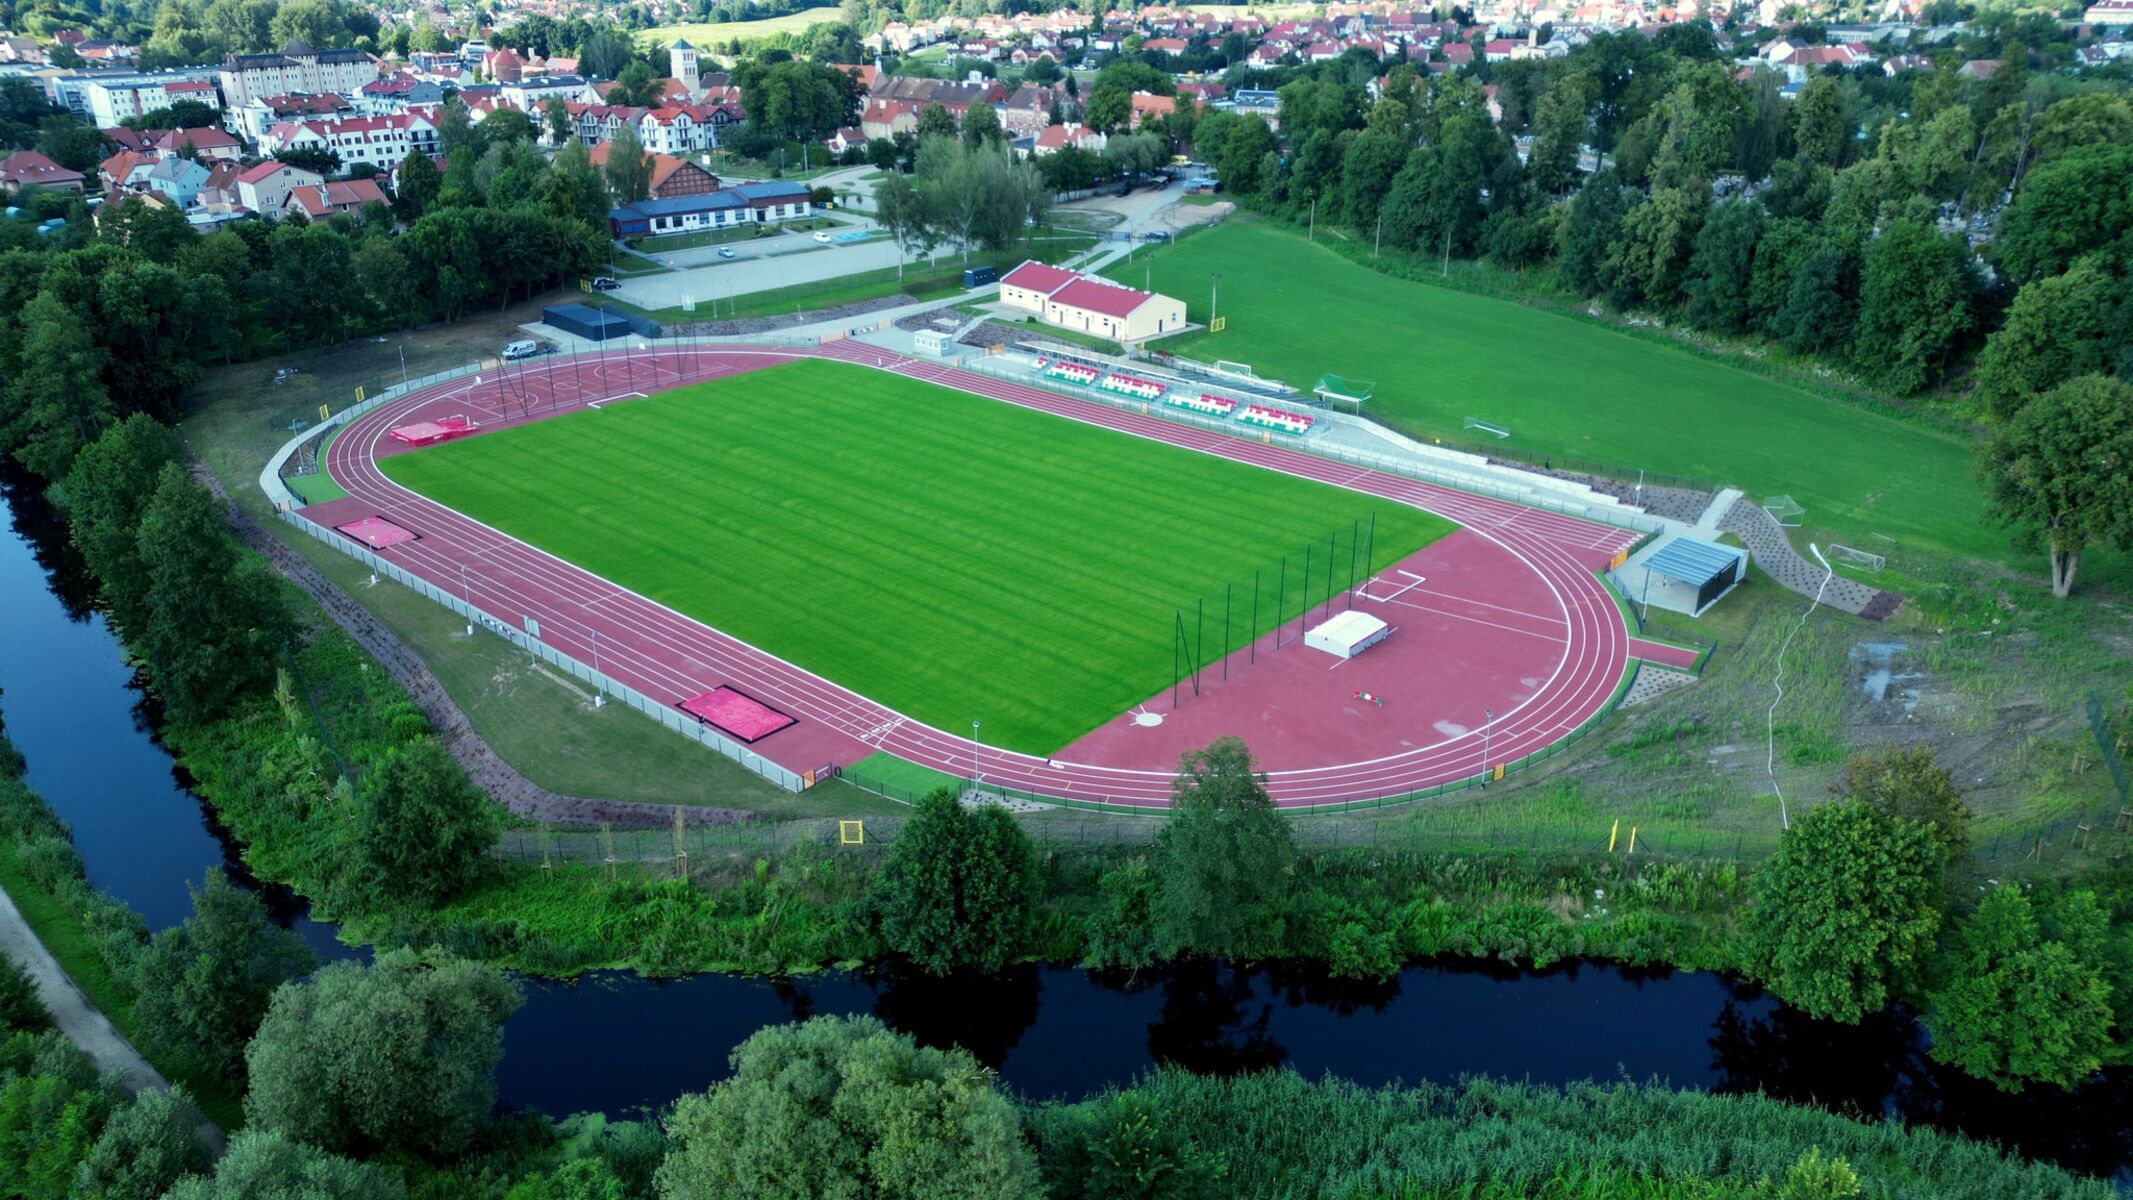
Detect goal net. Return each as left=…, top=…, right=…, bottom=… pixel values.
left=1762, top=495, right=1805, bottom=527
left=1828, top=544, right=1886, bottom=574
left=1462, top=416, right=1511, bottom=439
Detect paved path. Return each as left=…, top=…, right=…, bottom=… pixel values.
left=1717, top=494, right=1901, bottom=619
left=0, top=885, right=169, bottom=1096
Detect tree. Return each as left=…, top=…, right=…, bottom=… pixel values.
left=1682, top=197, right=1762, bottom=333
left=1743, top=799, right=1945, bottom=1023
left=867, top=788, right=1039, bottom=975
left=653, top=1016, right=1040, bottom=1200
left=132, top=870, right=315, bottom=1077
left=1603, top=184, right=1706, bottom=308
left=1852, top=219, right=1974, bottom=394
left=245, top=948, right=522, bottom=1158
left=275, top=145, right=341, bottom=177
left=0, top=954, right=46, bottom=1034
left=961, top=99, right=1003, bottom=146
left=542, top=96, right=572, bottom=144
left=1527, top=71, right=1596, bottom=196
left=1217, top=116, right=1274, bottom=195
left=1971, top=257, right=2111, bottom=420
left=1840, top=746, right=1971, bottom=869
left=354, top=738, right=498, bottom=906
left=1790, top=76, right=1848, bottom=168
left=132, top=464, right=293, bottom=722
left=915, top=101, right=959, bottom=140
left=75, top=1086, right=213, bottom=1200
left=1979, top=374, right=2133, bottom=598
left=1557, top=170, right=1628, bottom=296
left=875, top=171, right=938, bottom=280
left=1772, top=238, right=1859, bottom=356
left=353, top=237, right=417, bottom=330
left=1153, top=738, right=1295, bottom=958
left=0, top=290, right=114, bottom=479
left=1925, top=886, right=2116, bottom=1092
left=480, top=106, right=535, bottom=147
left=602, top=124, right=652, bottom=205
left=163, top=1129, right=403, bottom=1200
left=1994, top=144, right=2133, bottom=284
left=609, top=62, right=662, bottom=108
left=393, top=149, right=440, bottom=219
left=62, top=415, right=185, bottom=635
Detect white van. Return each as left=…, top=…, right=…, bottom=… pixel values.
left=502, top=339, right=541, bottom=360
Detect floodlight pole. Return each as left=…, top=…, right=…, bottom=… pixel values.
left=1482, top=708, right=1495, bottom=788
left=1210, top=272, right=1219, bottom=324
left=972, top=719, right=982, bottom=798
left=460, top=563, right=472, bottom=636
left=590, top=629, right=604, bottom=707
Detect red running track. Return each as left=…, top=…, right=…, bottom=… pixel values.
left=313, top=342, right=1640, bottom=809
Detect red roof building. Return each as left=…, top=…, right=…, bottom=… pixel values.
left=0, top=150, right=85, bottom=194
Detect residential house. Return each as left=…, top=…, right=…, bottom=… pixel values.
left=98, top=148, right=157, bottom=192
left=998, top=84, right=1059, bottom=136
left=1031, top=122, right=1106, bottom=155
left=825, top=127, right=869, bottom=156
left=588, top=145, right=721, bottom=198
left=235, top=158, right=320, bottom=216
left=260, top=112, right=438, bottom=172
left=1129, top=90, right=1179, bottom=130
left=282, top=177, right=387, bottom=219
left=154, top=126, right=244, bottom=162
left=143, top=154, right=209, bottom=205
left=0, top=149, right=83, bottom=193
left=499, top=74, right=590, bottom=112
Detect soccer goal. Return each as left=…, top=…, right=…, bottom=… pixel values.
left=1462, top=416, right=1511, bottom=439
left=1828, top=544, right=1887, bottom=574
left=1762, top=495, right=1805, bottom=527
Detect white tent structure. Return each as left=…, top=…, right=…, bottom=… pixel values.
left=1305, top=610, right=1390, bottom=660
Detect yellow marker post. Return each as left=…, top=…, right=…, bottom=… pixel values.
left=1607, top=819, right=1619, bottom=853
left=1492, top=763, right=1504, bottom=782
left=318, top=403, right=330, bottom=422
left=838, top=820, right=864, bottom=845
left=1627, top=826, right=1638, bottom=855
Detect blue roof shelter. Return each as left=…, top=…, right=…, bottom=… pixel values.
left=1622, top=535, right=1747, bottom=618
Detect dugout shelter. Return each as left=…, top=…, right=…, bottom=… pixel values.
left=1619, top=536, right=1747, bottom=619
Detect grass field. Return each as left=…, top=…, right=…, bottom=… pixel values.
left=379, top=359, right=1452, bottom=753
left=640, top=8, right=841, bottom=48
left=1114, top=221, right=1999, bottom=566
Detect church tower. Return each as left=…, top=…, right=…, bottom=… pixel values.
left=669, top=38, right=699, bottom=95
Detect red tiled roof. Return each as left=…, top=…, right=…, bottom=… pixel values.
left=1048, top=277, right=1154, bottom=319
left=1001, top=260, right=1079, bottom=294
left=0, top=150, right=84, bottom=186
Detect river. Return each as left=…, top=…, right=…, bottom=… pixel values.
left=1, top=477, right=2126, bottom=1180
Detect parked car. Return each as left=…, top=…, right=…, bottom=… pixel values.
left=590, top=276, right=620, bottom=291
left=501, top=339, right=544, bottom=361
left=813, top=230, right=833, bottom=243
left=717, top=246, right=737, bottom=259
left=1140, top=230, right=1171, bottom=243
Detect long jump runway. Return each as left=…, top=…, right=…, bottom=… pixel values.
left=311, top=343, right=1640, bottom=809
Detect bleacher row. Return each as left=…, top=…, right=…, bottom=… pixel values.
left=1034, top=358, right=1317, bottom=436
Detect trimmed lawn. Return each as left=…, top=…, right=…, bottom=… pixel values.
left=1114, top=220, right=1998, bottom=564
left=379, top=359, right=1451, bottom=753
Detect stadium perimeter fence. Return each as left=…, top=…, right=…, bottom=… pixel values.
left=264, top=337, right=1669, bottom=813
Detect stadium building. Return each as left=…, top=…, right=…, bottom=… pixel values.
left=998, top=260, right=1187, bottom=343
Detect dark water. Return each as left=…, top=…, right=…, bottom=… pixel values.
left=2, top=479, right=2128, bottom=1183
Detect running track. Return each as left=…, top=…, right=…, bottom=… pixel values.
left=315, top=343, right=1641, bottom=809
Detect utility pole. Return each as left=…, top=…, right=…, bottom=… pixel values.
left=1482, top=708, right=1495, bottom=787
left=1210, top=272, right=1220, bottom=324
left=1374, top=213, right=1382, bottom=258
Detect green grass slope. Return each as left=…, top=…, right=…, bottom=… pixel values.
left=379, top=359, right=1451, bottom=753
left=1117, top=221, right=1995, bottom=564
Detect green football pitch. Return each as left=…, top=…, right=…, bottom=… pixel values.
left=378, top=359, right=1453, bottom=754
left=1114, top=220, right=1997, bottom=566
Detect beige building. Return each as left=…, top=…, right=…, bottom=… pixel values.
left=999, top=260, right=1187, bottom=344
